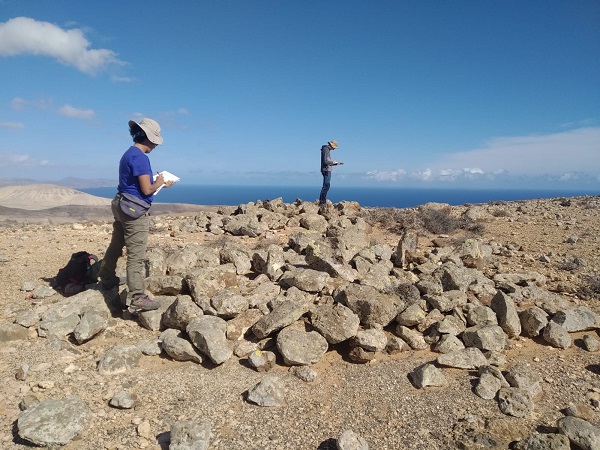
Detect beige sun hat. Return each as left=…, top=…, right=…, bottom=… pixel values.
left=129, top=118, right=163, bottom=145
left=328, top=140, right=338, bottom=149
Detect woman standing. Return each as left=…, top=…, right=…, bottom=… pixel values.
left=98, top=118, right=174, bottom=312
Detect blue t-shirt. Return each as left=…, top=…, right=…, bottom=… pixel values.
left=117, top=146, right=154, bottom=203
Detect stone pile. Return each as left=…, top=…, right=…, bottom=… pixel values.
left=7, top=197, right=600, bottom=449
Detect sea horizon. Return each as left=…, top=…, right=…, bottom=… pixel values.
left=81, top=185, right=598, bottom=209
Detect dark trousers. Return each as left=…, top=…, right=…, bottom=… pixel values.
left=319, top=171, right=331, bottom=205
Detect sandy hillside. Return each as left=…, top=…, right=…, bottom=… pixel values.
left=0, top=184, right=112, bottom=210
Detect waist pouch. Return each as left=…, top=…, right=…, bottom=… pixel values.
left=117, top=193, right=151, bottom=219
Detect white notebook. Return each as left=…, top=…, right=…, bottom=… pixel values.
left=153, top=170, right=180, bottom=194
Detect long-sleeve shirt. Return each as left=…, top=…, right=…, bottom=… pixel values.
left=320, top=145, right=334, bottom=172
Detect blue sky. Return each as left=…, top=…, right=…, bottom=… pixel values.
left=1, top=1, right=599, bottom=189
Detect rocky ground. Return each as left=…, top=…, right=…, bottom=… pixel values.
left=0, top=191, right=599, bottom=450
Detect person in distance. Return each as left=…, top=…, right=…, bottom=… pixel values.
left=319, top=139, right=343, bottom=206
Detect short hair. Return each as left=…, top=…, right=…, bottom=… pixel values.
left=130, top=125, right=148, bottom=144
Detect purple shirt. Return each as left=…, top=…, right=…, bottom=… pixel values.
left=117, top=146, right=154, bottom=202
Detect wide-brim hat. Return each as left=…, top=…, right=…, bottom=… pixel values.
left=328, top=140, right=338, bottom=149
left=129, top=118, right=163, bottom=145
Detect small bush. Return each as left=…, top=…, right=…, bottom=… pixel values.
left=419, top=209, right=463, bottom=234
left=491, top=209, right=510, bottom=217
left=579, top=274, right=600, bottom=298
left=360, top=208, right=418, bottom=234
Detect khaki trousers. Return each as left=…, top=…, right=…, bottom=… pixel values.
left=98, top=196, right=149, bottom=299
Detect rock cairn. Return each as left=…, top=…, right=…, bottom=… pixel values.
left=9, top=197, right=600, bottom=449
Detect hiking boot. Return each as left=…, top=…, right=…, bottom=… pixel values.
left=128, top=295, right=160, bottom=313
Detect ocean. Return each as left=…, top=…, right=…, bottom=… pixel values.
left=80, top=185, right=598, bottom=209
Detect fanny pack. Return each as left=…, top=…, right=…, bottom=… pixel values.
left=117, top=193, right=151, bottom=219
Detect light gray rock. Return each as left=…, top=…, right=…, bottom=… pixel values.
left=543, top=322, right=573, bottom=349
left=513, top=432, right=570, bottom=450
left=279, top=267, right=330, bottom=293
left=462, top=325, right=507, bottom=352
left=396, top=303, right=426, bottom=327
left=433, top=334, right=465, bottom=354
left=391, top=229, right=418, bottom=268
left=224, top=214, right=267, bottom=237
left=144, top=275, right=185, bottom=295
left=169, top=420, right=211, bottom=450
left=425, top=290, right=468, bottom=313
left=14, top=310, right=40, bottom=328
left=185, top=264, right=238, bottom=301
left=583, top=335, right=600, bottom=352
left=211, top=288, right=248, bottom=319
left=557, top=416, right=600, bottom=450
left=247, top=375, right=286, bottom=407
left=436, top=314, right=467, bottom=335
left=434, top=263, right=477, bottom=292
left=337, top=429, right=369, bottom=450
left=161, top=329, right=203, bottom=364
left=551, top=306, right=599, bottom=332
left=519, top=306, right=549, bottom=337
left=109, top=391, right=138, bottom=409
left=252, top=298, right=310, bottom=339
left=410, top=362, right=447, bottom=388
left=491, top=290, right=522, bottom=338
left=0, top=323, right=29, bottom=342
left=187, top=316, right=232, bottom=365
left=73, top=308, right=108, bottom=344
left=475, top=371, right=504, bottom=400
left=276, top=326, right=328, bottom=366
left=465, top=304, right=498, bottom=327
left=505, top=363, right=543, bottom=400
left=220, top=244, right=252, bottom=275
left=252, top=245, right=285, bottom=281
left=386, top=336, right=411, bottom=354
left=352, top=328, right=388, bottom=352
left=17, top=396, right=92, bottom=447
left=226, top=308, right=264, bottom=341
left=337, top=283, right=408, bottom=328
left=310, top=303, right=360, bottom=344
left=497, top=387, right=533, bottom=417
left=395, top=325, right=429, bottom=350
left=137, top=295, right=176, bottom=331
left=305, top=241, right=358, bottom=282
left=290, top=365, right=317, bottom=382
left=436, top=347, right=488, bottom=370
left=162, top=295, right=203, bottom=331
left=97, top=344, right=143, bottom=375
left=248, top=349, right=277, bottom=372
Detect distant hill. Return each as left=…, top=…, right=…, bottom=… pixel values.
left=0, top=184, right=111, bottom=210
left=0, top=178, right=115, bottom=189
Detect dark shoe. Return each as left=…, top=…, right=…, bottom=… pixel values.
left=128, top=295, right=160, bottom=313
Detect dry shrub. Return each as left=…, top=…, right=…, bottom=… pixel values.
left=419, top=208, right=463, bottom=234
left=362, top=206, right=484, bottom=236
left=579, top=274, right=600, bottom=298
left=491, top=209, right=510, bottom=217
left=360, top=208, right=418, bottom=234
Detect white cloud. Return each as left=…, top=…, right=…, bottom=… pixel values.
left=58, top=104, right=95, bottom=119
left=11, top=97, right=52, bottom=111
left=432, top=127, right=600, bottom=175
left=0, top=121, right=24, bottom=129
left=0, top=17, right=124, bottom=75
left=365, top=169, right=406, bottom=182
left=1, top=152, right=50, bottom=167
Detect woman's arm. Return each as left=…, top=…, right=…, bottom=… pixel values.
left=138, top=173, right=164, bottom=196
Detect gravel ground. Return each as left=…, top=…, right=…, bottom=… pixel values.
left=1, top=195, right=599, bottom=449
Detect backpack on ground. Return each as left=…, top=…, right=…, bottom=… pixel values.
left=53, top=251, right=100, bottom=296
